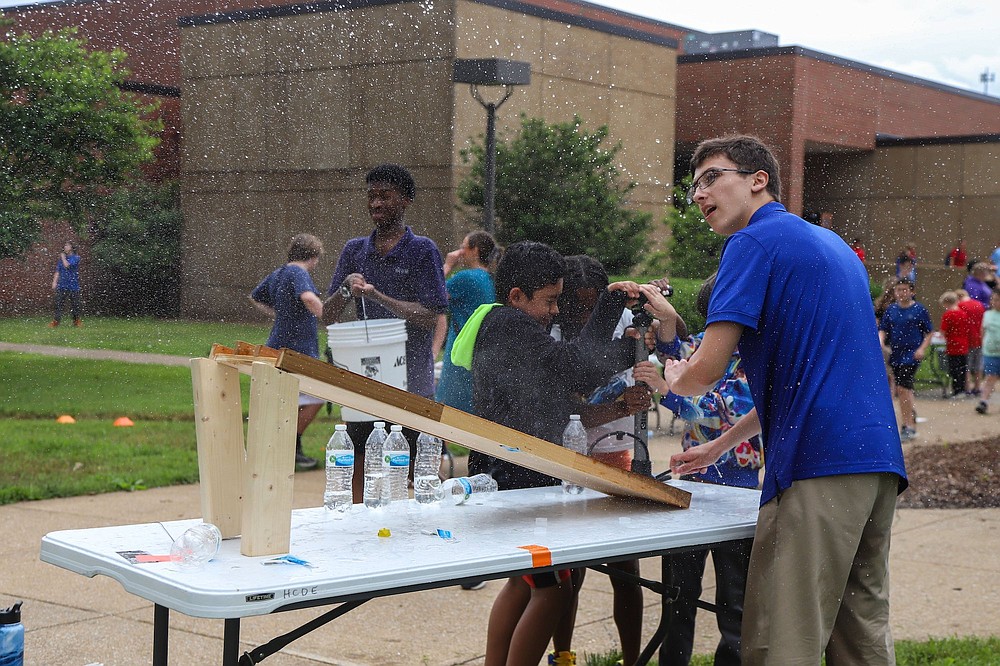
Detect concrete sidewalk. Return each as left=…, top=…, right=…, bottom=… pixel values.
left=2, top=413, right=999, bottom=665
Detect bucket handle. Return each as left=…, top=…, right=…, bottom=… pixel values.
left=324, top=348, right=350, bottom=371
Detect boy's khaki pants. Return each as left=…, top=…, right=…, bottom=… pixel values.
left=742, top=472, right=899, bottom=666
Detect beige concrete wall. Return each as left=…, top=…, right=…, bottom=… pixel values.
left=179, top=0, right=680, bottom=319
left=179, top=2, right=459, bottom=319
left=452, top=1, right=677, bottom=239
left=804, top=141, right=1000, bottom=324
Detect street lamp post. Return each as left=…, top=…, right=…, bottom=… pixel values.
left=453, top=58, right=531, bottom=235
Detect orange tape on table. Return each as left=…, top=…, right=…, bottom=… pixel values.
left=517, top=544, right=552, bottom=568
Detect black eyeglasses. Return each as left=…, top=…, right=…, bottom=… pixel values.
left=686, top=168, right=755, bottom=204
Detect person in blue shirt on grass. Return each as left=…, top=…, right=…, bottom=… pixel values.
left=50, top=241, right=82, bottom=327
left=635, top=135, right=906, bottom=666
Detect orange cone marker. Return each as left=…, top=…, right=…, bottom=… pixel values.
left=113, top=416, right=135, bottom=427
left=56, top=415, right=76, bottom=424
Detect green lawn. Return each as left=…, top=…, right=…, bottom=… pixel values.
left=0, top=315, right=273, bottom=357
left=1, top=353, right=198, bottom=419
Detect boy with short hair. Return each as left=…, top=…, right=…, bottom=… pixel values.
left=452, top=240, right=641, bottom=666
left=939, top=290, right=972, bottom=397
left=957, top=289, right=986, bottom=395
left=322, top=163, right=448, bottom=499
left=636, top=135, right=906, bottom=665
left=250, top=233, right=326, bottom=469
left=879, top=278, right=934, bottom=440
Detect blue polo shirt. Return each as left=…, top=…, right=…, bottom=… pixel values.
left=56, top=254, right=81, bottom=291
left=708, top=202, right=906, bottom=505
left=329, top=226, right=447, bottom=398
left=879, top=301, right=933, bottom=366
left=251, top=264, right=320, bottom=358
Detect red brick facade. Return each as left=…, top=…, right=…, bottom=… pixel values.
left=676, top=48, right=1000, bottom=213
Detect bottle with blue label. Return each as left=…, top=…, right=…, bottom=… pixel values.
left=0, top=601, right=24, bottom=666
left=324, top=424, right=354, bottom=513
left=382, top=425, right=411, bottom=505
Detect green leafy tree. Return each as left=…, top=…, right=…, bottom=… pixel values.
left=0, top=21, right=161, bottom=259
left=666, top=177, right=725, bottom=279
left=90, top=182, right=182, bottom=317
left=458, top=114, right=651, bottom=274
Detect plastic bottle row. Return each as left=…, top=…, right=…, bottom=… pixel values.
left=323, top=422, right=497, bottom=513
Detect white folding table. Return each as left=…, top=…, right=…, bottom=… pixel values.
left=40, top=481, right=759, bottom=665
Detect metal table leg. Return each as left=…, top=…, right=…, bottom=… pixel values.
left=153, top=604, right=168, bottom=666
left=224, top=618, right=241, bottom=666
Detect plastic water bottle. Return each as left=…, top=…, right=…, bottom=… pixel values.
left=414, top=433, right=444, bottom=504
left=561, top=414, right=587, bottom=495
left=363, top=421, right=388, bottom=509
left=0, top=601, right=23, bottom=666
left=169, top=523, right=221, bottom=570
left=382, top=425, right=411, bottom=505
left=324, top=424, right=354, bottom=513
left=437, top=473, right=498, bottom=505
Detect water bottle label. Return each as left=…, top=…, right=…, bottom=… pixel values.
left=331, top=452, right=354, bottom=467
left=384, top=453, right=410, bottom=467
left=458, top=477, right=473, bottom=498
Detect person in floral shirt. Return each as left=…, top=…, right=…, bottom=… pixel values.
left=652, top=274, right=762, bottom=666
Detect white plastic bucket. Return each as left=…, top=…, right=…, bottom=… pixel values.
left=327, top=318, right=408, bottom=421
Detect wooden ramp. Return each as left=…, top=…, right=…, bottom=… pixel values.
left=211, top=344, right=691, bottom=510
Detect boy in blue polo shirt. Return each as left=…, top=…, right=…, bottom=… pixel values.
left=878, top=278, right=933, bottom=441
left=635, top=135, right=906, bottom=665
left=322, top=164, right=448, bottom=500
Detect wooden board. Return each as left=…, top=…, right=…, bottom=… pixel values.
left=190, top=358, right=246, bottom=538
left=213, top=346, right=690, bottom=508
left=241, top=361, right=298, bottom=557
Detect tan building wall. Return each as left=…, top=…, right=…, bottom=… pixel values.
left=179, top=2, right=460, bottom=319
left=178, top=0, right=677, bottom=320
left=805, top=138, right=1000, bottom=325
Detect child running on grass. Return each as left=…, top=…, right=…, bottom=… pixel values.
left=451, top=241, right=643, bottom=666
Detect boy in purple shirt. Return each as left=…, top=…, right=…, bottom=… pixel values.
left=322, top=164, right=447, bottom=500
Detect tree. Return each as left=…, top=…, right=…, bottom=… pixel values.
left=666, top=177, right=725, bottom=279
left=458, top=114, right=651, bottom=274
left=90, top=182, right=182, bottom=317
left=0, top=21, right=161, bottom=260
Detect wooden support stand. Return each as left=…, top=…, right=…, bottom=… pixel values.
left=241, top=361, right=298, bottom=557
left=192, top=343, right=691, bottom=558
left=191, top=348, right=300, bottom=557
left=190, top=358, right=245, bottom=539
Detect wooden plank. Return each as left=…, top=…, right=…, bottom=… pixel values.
left=274, top=349, right=690, bottom=508
left=241, top=361, right=299, bottom=557
left=189, top=358, right=245, bottom=538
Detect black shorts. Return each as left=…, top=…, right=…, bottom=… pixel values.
left=890, top=363, right=919, bottom=390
